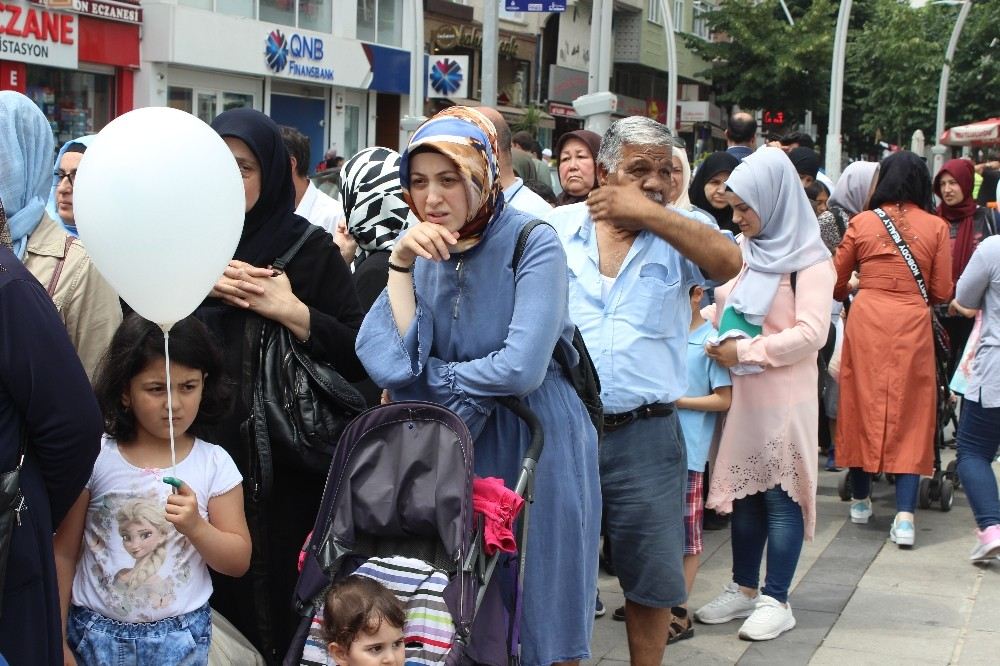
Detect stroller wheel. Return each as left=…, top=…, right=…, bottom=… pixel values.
left=838, top=471, right=852, bottom=501
left=939, top=480, right=954, bottom=512
left=918, top=477, right=933, bottom=510
left=946, top=460, right=961, bottom=489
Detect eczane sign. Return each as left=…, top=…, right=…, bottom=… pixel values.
left=0, top=0, right=78, bottom=69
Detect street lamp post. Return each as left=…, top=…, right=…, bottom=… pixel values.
left=657, top=0, right=678, bottom=134
left=400, top=0, right=427, bottom=141
left=931, top=0, right=973, bottom=177
left=824, top=0, right=851, bottom=182
left=482, top=0, right=499, bottom=107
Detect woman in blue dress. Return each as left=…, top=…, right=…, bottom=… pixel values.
left=356, top=107, right=601, bottom=666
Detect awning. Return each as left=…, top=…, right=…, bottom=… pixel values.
left=940, top=118, right=1000, bottom=146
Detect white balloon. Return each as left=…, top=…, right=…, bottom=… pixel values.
left=74, top=107, right=244, bottom=327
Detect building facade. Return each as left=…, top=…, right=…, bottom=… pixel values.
left=136, top=0, right=413, bottom=169
left=0, top=0, right=141, bottom=143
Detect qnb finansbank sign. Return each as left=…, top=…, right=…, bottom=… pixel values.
left=264, top=29, right=334, bottom=82
left=0, top=0, right=78, bottom=69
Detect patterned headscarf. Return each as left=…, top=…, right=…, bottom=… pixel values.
left=340, top=147, right=415, bottom=261
left=400, top=106, right=504, bottom=240
left=724, top=147, right=831, bottom=326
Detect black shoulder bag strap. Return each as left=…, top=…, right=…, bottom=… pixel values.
left=872, top=207, right=929, bottom=304
left=0, top=428, right=28, bottom=613
left=250, top=224, right=320, bottom=501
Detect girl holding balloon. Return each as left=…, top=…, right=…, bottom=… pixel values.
left=53, top=314, right=251, bottom=665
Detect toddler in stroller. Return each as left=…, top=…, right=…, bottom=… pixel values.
left=285, top=399, right=544, bottom=666
left=323, top=576, right=407, bottom=666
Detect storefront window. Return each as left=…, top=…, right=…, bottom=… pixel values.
left=26, top=68, right=113, bottom=145
left=259, top=0, right=295, bottom=27
left=168, top=87, right=254, bottom=121
left=168, top=87, right=194, bottom=113
left=217, top=0, right=255, bottom=18
left=376, top=0, right=401, bottom=46
left=357, top=0, right=375, bottom=42
left=298, top=0, right=331, bottom=32
left=344, top=105, right=360, bottom=158
left=223, top=92, right=254, bottom=112
left=357, top=0, right=400, bottom=45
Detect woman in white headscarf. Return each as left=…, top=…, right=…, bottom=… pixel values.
left=0, top=91, right=120, bottom=381
left=693, top=148, right=835, bottom=642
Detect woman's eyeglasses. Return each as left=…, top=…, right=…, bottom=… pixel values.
left=54, top=169, right=78, bottom=186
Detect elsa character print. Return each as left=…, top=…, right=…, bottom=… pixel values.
left=112, top=498, right=176, bottom=610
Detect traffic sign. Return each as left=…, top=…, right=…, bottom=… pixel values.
left=504, top=0, right=566, bottom=12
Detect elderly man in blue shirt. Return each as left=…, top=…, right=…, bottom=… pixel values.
left=548, top=117, right=741, bottom=665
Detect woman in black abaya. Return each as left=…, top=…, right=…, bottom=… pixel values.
left=199, top=109, right=366, bottom=664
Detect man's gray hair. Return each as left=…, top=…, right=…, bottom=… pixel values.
left=597, top=116, right=677, bottom=173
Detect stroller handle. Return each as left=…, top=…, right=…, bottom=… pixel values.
left=497, top=396, right=544, bottom=465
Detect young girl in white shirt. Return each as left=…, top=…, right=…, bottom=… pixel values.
left=54, top=314, right=252, bottom=665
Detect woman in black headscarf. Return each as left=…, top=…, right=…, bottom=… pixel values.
left=198, top=109, right=366, bottom=663
left=690, top=151, right=741, bottom=235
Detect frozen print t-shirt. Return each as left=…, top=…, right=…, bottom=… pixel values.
left=71, top=436, right=242, bottom=622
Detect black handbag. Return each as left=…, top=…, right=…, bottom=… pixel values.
left=872, top=206, right=952, bottom=374
left=249, top=227, right=367, bottom=501
left=0, top=430, right=27, bottom=618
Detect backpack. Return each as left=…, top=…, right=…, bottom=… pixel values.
left=512, top=220, right=604, bottom=437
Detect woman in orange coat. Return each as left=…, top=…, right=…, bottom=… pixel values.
left=833, top=151, right=952, bottom=549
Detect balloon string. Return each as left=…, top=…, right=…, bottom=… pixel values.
left=162, top=327, right=177, bottom=482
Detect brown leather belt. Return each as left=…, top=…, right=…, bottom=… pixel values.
left=603, top=403, right=675, bottom=432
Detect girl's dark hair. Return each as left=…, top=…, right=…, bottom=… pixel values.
left=804, top=181, right=830, bottom=200
left=94, top=313, right=232, bottom=442
left=323, top=576, right=405, bottom=648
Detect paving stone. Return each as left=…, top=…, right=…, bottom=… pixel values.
left=956, top=629, right=1000, bottom=665
left=788, top=581, right=856, bottom=614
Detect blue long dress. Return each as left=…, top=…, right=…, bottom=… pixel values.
left=357, top=207, right=601, bottom=666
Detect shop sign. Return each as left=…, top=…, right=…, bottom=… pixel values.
left=504, top=0, right=565, bottom=11
left=264, top=28, right=334, bottom=82
left=0, top=0, right=77, bottom=69
left=30, top=0, right=142, bottom=25
left=615, top=94, right=647, bottom=118
left=432, top=24, right=519, bottom=57
left=547, top=64, right=587, bottom=103
left=548, top=101, right=578, bottom=118
left=427, top=54, right=468, bottom=98
left=647, top=99, right=667, bottom=124
left=679, top=100, right=709, bottom=123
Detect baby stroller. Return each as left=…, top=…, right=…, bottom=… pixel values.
left=283, top=398, right=543, bottom=666
left=918, top=323, right=960, bottom=512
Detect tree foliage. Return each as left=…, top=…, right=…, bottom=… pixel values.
left=681, top=0, right=839, bottom=125
left=685, top=0, right=999, bottom=156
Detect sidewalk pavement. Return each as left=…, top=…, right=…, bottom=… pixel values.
left=588, top=447, right=1000, bottom=665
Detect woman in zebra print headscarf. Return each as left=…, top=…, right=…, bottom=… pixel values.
left=338, top=146, right=417, bottom=311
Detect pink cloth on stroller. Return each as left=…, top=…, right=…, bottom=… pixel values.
left=472, top=477, right=524, bottom=556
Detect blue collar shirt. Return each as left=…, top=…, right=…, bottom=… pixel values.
left=547, top=202, right=721, bottom=413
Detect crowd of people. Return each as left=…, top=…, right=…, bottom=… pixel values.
left=1, top=87, right=999, bottom=666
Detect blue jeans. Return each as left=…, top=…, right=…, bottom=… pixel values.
left=849, top=468, right=919, bottom=513
left=68, top=603, right=211, bottom=666
left=956, top=399, right=1000, bottom=530
left=730, top=487, right=804, bottom=604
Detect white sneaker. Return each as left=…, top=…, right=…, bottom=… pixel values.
left=850, top=497, right=873, bottom=524
left=694, top=581, right=757, bottom=624
left=890, top=516, right=915, bottom=547
left=738, top=594, right=796, bottom=641
left=970, top=525, right=1000, bottom=562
